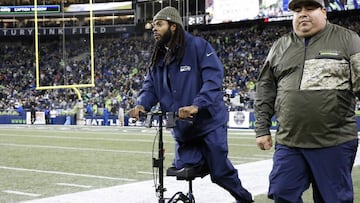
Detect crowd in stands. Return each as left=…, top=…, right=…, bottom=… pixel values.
left=1, top=14, right=360, bottom=117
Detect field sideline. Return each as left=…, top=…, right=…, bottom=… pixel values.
left=0, top=125, right=358, bottom=203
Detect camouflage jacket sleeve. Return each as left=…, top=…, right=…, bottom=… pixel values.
left=349, top=31, right=360, bottom=97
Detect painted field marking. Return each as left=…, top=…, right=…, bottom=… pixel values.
left=0, top=143, right=157, bottom=155
left=3, top=190, right=41, bottom=197
left=0, top=133, right=160, bottom=143
left=137, top=171, right=153, bottom=175
left=0, top=166, right=135, bottom=182
left=1, top=131, right=256, bottom=144
left=56, top=183, right=92, bottom=189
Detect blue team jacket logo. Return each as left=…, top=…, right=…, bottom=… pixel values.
left=180, top=65, right=191, bottom=72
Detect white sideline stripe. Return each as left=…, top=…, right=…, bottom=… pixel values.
left=0, top=132, right=255, bottom=141
left=56, top=183, right=92, bottom=189
left=0, top=143, right=157, bottom=155
left=0, top=127, right=162, bottom=136
left=3, top=190, right=41, bottom=197
left=137, top=171, right=153, bottom=175
left=0, top=133, right=159, bottom=143
left=20, top=146, right=360, bottom=203
left=0, top=166, right=135, bottom=182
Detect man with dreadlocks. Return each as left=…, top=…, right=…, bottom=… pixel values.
left=129, top=6, right=253, bottom=203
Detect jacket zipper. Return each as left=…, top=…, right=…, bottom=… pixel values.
left=299, top=38, right=309, bottom=90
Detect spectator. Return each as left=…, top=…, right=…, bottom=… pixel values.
left=254, top=0, right=360, bottom=202
left=50, top=108, right=57, bottom=124
left=30, top=104, right=36, bottom=124
left=45, top=105, right=50, bottom=124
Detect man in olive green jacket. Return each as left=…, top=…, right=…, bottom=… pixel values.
left=254, top=0, right=360, bottom=202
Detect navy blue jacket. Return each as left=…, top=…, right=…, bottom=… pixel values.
left=137, top=32, right=228, bottom=141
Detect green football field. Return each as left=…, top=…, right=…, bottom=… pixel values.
left=0, top=125, right=358, bottom=203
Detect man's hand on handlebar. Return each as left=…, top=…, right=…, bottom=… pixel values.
left=129, top=105, right=146, bottom=120
left=178, top=105, right=198, bottom=119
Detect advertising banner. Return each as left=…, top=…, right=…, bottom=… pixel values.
left=228, top=111, right=250, bottom=128
left=26, top=111, right=46, bottom=125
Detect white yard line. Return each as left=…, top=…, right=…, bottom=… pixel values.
left=0, top=133, right=256, bottom=143
left=0, top=166, right=135, bottom=182
left=3, top=190, right=41, bottom=197
left=0, top=133, right=158, bottom=143
left=137, top=171, right=154, bottom=175
left=56, top=183, right=93, bottom=189
left=0, top=143, right=155, bottom=155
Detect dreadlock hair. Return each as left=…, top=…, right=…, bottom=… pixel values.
left=149, top=22, right=185, bottom=70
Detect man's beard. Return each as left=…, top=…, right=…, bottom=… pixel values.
left=156, top=28, right=172, bottom=47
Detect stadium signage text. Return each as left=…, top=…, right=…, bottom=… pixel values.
left=0, top=5, right=60, bottom=14
left=0, top=26, right=134, bottom=36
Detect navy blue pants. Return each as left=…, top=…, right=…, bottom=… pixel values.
left=269, top=139, right=358, bottom=203
left=173, top=124, right=253, bottom=202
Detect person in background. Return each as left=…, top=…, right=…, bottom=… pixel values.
left=92, top=102, right=98, bottom=124
left=254, top=0, right=360, bottom=202
left=30, top=104, right=36, bottom=125
left=45, top=106, right=50, bottom=124
left=129, top=6, right=253, bottom=203
left=118, top=104, right=125, bottom=126
left=50, top=107, right=57, bottom=124
left=16, top=101, right=25, bottom=117
left=85, top=102, right=93, bottom=116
